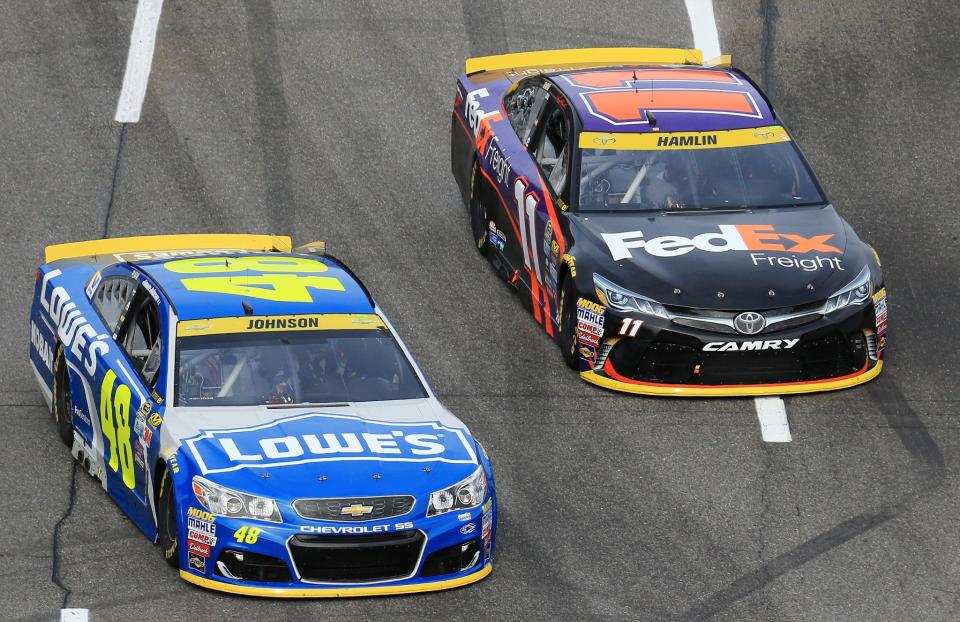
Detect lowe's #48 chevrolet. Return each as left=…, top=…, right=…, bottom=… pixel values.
left=451, top=47, right=887, bottom=396
left=29, top=234, right=496, bottom=597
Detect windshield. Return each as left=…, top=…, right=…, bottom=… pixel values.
left=577, top=130, right=825, bottom=212
left=175, top=328, right=427, bottom=406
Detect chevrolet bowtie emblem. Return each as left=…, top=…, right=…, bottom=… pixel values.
left=340, top=503, right=374, bottom=517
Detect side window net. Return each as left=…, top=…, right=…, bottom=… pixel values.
left=506, top=84, right=548, bottom=146
left=122, top=292, right=162, bottom=386
left=92, top=277, right=137, bottom=333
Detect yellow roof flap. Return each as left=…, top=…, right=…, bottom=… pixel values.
left=465, top=47, right=703, bottom=74
left=44, top=233, right=292, bottom=264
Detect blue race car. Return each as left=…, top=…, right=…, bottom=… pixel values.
left=30, top=234, right=495, bottom=597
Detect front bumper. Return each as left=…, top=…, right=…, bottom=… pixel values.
left=575, top=289, right=887, bottom=397
left=177, top=497, right=496, bottom=597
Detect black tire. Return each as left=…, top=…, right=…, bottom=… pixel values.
left=157, top=467, right=180, bottom=568
left=52, top=348, right=74, bottom=447
left=558, top=276, right=579, bottom=370
left=469, top=159, right=489, bottom=257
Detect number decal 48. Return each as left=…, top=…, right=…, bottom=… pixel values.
left=164, top=256, right=345, bottom=303
left=100, top=370, right=136, bottom=490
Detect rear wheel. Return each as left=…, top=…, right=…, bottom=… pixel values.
left=157, top=467, right=180, bottom=568
left=558, top=277, right=579, bottom=370
left=52, top=348, right=74, bottom=447
left=469, top=159, right=489, bottom=256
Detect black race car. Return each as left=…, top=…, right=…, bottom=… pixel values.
left=450, top=47, right=886, bottom=396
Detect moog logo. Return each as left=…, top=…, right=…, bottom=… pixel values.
left=185, top=413, right=477, bottom=475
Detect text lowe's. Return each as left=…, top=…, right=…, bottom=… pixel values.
left=184, top=413, right=478, bottom=475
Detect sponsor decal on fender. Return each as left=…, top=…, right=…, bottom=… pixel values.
left=187, top=529, right=217, bottom=546
left=575, top=299, right=605, bottom=348
left=184, top=413, right=477, bottom=475
left=188, top=552, right=206, bottom=574
left=188, top=540, right=211, bottom=559
left=39, top=269, right=110, bottom=375
left=873, top=288, right=888, bottom=356
left=703, top=339, right=799, bottom=352
left=30, top=321, right=54, bottom=372
left=601, top=225, right=842, bottom=260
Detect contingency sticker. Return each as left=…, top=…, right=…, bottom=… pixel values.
left=873, top=288, right=888, bottom=358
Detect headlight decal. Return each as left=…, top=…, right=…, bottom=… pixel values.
left=823, top=265, right=872, bottom=314
left=192, top=476, right=283, bottom=523
left=592, top=273, right=669, bottom=318
left=427, top=467, right=487, bottom=517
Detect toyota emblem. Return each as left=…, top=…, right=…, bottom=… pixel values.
left=733, top=311, right=766, bottom=335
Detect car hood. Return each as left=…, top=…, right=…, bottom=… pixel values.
left=162, top=399, right=480, bottom=502
left=569, top=205, right=869, bottom=310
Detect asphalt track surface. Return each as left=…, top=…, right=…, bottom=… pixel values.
left=2, top=1, right=959, bottom=620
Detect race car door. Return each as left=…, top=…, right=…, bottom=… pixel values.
left=91, top=277, right=165, bottom=527
left=510, top=83, right=574, bottom=330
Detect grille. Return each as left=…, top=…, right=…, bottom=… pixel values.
left=667, top=301, right=824, bottom=335
left=608, top=332, right=866, bottom=385
left=289, top=530, right=424, bottom=583
left=294, top=496, right=415, bottom=522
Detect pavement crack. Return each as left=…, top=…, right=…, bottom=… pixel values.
left=103, top=122, right=128, bottom=237
left=759, top=0, right=778, bottom=98
left=757, top=445, right=773, bottom=564
left=51, top=462, right=78, bottom=609
left=242, top=0, right=295, bottom=235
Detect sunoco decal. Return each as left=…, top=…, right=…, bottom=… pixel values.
left=184, top=413, right=477, bottom=475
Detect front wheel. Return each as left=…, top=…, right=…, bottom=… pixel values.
left=557, top=277, right=579, bottom=370
left=157, top=467, right=180, bottom=568
left=52, top=348, right=74, bottom=446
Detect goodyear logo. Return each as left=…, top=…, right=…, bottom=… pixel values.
left=184, top=413, right=478, bottom=475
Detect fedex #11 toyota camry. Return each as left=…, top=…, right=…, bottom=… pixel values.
left=451, top=47, right=887, bottom=396
left=29, top=234, right=495, bottom=596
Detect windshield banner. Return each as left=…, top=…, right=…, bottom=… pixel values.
left=579, top=125, right=790, bottom=150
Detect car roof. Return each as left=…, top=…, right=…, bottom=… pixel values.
left=549, top=65, right=775, bottom=134
left=134, top=253, right=375, bottom=321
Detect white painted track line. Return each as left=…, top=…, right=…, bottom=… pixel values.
left=755, top=397, right=792, bottom=443
left=683, top=0, right=791, bottom=443
left=683, top=0, right=722, bottom=60
left=114, top=0, right=164, bottom=123
left=61, top=609, right=89, bottom=622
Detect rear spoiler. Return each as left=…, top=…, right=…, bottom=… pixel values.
left=44, top=233, right=292, bottom=263
left=465, top=47, right=731, bottom=74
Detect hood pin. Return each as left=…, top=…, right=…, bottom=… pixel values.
left=317, top=475, right=327, bottom=482
left=673, top=288, right=681, bottom=295
left=423, top=467, right=431, bottom=473
left=768, top=289, right=776, bottom=297
left=372, top=473, right=382, bottom=480
left=717, top=291, right=725, bottom=299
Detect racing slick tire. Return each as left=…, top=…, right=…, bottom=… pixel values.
left=52, top=347, right=74, bottom=447
left=558, top=276, right=579, bottom=370
left=157, top=467, right=180, bottom=568
left=469, top=159, right=489, bottom=257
